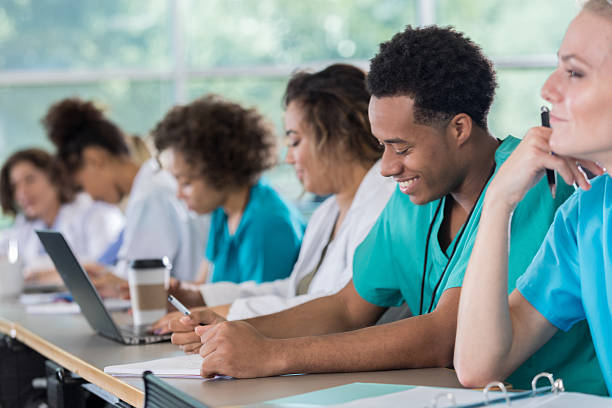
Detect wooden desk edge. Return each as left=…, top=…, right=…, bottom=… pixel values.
left=0, top=316, right=144, bottom=408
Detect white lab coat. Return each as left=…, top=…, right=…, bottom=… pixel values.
left=200, top=160, right=395, bottom=320
left=0, top=192, right=124, bottom=273
left=114, top=158, right=209, bottom=281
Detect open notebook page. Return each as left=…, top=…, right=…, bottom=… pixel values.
left=104, top=354, right=231, bottom=380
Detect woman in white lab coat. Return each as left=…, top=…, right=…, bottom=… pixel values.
left=42, top=98, right=209, bottom=285
left=155, top=64, right=395, bottom=327
left=0, top=148, right=123, bottom=280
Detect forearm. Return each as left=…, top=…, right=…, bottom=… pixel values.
left=244, top=291, right=379, bottom=338
left=455, top=196, right=516, bottom=383
left=275, top=312, right=456, bottom=374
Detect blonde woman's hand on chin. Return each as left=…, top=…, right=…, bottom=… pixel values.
left=486, top=127, right=605, bottom=213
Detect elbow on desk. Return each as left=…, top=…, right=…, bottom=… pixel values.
left=454, top=354, right=506, bottom=388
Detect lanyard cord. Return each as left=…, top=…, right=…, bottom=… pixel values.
left=418, top=199, right=444, bottom=315
left=418, top=163, right=496, bottom=315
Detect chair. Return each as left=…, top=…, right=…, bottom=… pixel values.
left=143, top=371, right=209, bottom=408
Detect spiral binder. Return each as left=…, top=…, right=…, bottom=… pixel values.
left=429, top=372, right=565, bottom=408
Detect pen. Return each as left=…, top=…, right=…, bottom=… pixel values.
left=167, top=294, right=191, bottom=316
left=540, top=106, right=556, bottom=199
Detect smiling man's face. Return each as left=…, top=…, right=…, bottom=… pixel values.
left=369, top=95, right=461, bottom=205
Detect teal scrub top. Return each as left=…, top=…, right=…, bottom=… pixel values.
left=353, top=136, right=606, bottom=394
left=518, top=175, right=612, bottom=395
left=207, top=179, right=305, bottom=284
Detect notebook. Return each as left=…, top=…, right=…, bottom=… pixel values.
left=104, top=354, right=231, bottom=381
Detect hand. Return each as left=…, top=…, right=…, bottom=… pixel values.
left=167, top=279, right=206, bottom=308
left=163, top=308, right=226, bottom=353
left=195, top=321, right=287, bottom=378
left=487, top=127, right=605, bottom=211
left=24, top=267, right=63, bottom=284
left=82, top=262, right=110, bottom=279
left=90, top=273, right=130, bottom=299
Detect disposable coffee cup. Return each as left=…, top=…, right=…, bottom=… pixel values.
left=127, top=258, right=171, bottom=326
left=0, top=258, right=23, bottom=300
left=0, top=238, right=23, bottom=300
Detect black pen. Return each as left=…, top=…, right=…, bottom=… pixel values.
left=541, top=106, right=556, bottom=199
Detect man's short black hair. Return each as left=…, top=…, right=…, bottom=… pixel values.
left=367, top=25, right=497, bottom=130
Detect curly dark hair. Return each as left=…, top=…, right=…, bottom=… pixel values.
left=367, top=25, right=497, bottom=130
left=152, top=94, right=277, bottom=190
left=283, top=64, right=383, bottom=165
left=0, top=148, right=76, bottom=216
left=42, top=97, right=129, bottom=172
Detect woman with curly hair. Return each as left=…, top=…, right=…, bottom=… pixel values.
left=153, top=64, right=394, bottom=338
left=151, top=94, right=305, bottom=302
left=0, top=148, right=123, bottom=280
left=42, top=98, right=209, bottom=285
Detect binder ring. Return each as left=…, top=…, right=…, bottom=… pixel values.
left=483, top=381, right=510, bottom=405
left=430, top=392, right=457, bottom=407
left=531, top=372, right=564, bottom=395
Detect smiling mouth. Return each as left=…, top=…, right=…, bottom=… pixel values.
left=398, top=176, right=419, bottom=189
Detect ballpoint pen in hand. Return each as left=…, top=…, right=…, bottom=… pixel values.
left=541, top=106, right=556, bottom=199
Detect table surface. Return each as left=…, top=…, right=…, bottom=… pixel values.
left=0, top=301, right=463, bottom=407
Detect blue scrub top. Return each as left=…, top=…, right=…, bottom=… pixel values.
left=206, top=178, right=305, bottom=284
left=518, top=174, right=612, bottom=395
left=353, top=136, right=605, bottom=394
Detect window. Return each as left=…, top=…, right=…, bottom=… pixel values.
left=0, top=0, right=579, bottom=224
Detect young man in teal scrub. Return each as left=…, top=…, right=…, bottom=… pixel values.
left=166, top=26, right=605, bottom=393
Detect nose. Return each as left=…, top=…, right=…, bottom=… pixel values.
left=541, top=69, right=562, bottom=104
left=285, top=146, right=295, bottom=165
left=14, top=183, right=27, bottom=204
left=176, top=187, right=188, bottom=202
left=380, top=147, right=402, bottom=178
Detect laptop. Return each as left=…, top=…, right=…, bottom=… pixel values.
left=36, top=230, right=171, bottom=345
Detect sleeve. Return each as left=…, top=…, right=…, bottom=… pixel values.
left=200, top=278, right=291, bottom=306
left=352, top=193, right=404, bottom=308
left=227, top=290, right=334, bottom=320
left=237, top=215, right=302, bottom=283
left=516, top=195, right=585, bottom=332
left=115, top=195, right=180, bottom=278
left=82, top=203, right=124, bottom=261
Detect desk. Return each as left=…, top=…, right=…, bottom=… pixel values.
left=0, top=302, right=463, bottom=407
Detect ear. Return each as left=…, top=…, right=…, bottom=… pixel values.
left=81, top=146, right=110, bottom=169
left=446, top=113, right=473, bottom=147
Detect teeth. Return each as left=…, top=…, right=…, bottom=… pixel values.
left=399, top=177, right=418, bottom=189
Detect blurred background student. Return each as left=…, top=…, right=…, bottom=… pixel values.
left=152, top=94, right=305, bottom=298
left=0, top=148, right=123, bottom=282
left=154, top=64, right=394, bottom=326
left=42, top=98, right=209, bottom=289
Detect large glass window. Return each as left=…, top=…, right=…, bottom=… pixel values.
left=0, top=0, right=581, bottom=225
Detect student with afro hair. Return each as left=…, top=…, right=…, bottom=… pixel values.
left=152, top=94, right=305, bottom=306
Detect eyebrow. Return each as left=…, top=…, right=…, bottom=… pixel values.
left=285, top=129, right=298, bottom=136
left=382, top=138, right=409, bottom=144
left=558, top=51, right=592, bottom=68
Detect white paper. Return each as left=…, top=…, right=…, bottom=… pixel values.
left=25, top=298, right=130, bottom=314
left=104, top=354, right=232, bottom=381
